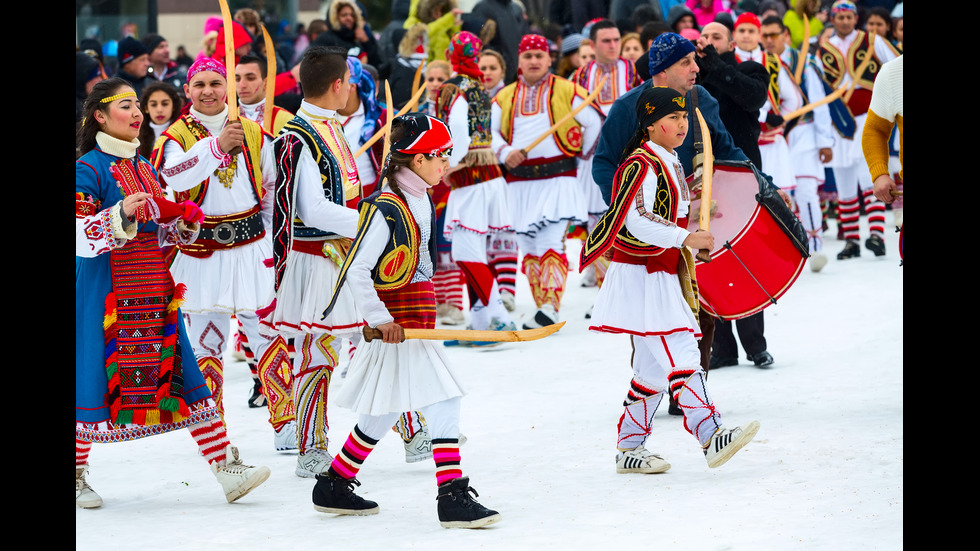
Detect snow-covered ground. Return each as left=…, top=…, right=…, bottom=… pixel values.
left=76, top=215, right=903, bottom=551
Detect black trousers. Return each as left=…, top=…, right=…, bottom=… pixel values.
left=710, top=311, right=767, bottom=359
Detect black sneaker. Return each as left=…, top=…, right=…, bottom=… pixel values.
left=247, top=379, right=266, bottom=408
left=865, top=234, right=886, bottom=257
left=312, top=472, right=379, bottom=516
left=747, top=351, right=774, bottom=368
left=709, top=355, right=738, bottom=370
left=836, top=240, right=861, bottom=260
left=437, top=477, right=502, bottom=529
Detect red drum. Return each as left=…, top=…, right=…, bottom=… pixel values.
left=687, top=161, right=810, bottom=320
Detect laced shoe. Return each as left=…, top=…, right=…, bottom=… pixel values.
left=313, top=472, right=379, bottom=515
left=809, top=252, right=828, bottom=273
left=210, top=445, right=271, bottom=503
left=296, top=448, right=334, bottom=479
left=247, top=379, right=266, bottom=408
left=865, top=234, right=886, bottom=257
left=404, top=427, right=433, bottom=463
left=274, top=420, right=298, bottom=452
left=436, top=476, right=502, bottom=529
left=500, top=290, right=516, bottom=312
left=703, top=421, right=760, bottom=468
left=616, top=446, right=671, bottom=474
left=522, top=304, right=559, bottom=330
left=438, top=305, right=465, bottom=326
left=76, top=465, right=103, bottom=509
left=837, top=240, right=861, bottom=260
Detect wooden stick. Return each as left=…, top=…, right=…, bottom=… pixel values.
left=695, top=107, right=713, bottom=263
left=362, top=321, right=566, bottom=343
left=260, top=23, right=276, bottom=133
left=353, top=84, right=427, bottom=159
left=843, top=32, right=875, bottom=104
left=794, top=14, right=810, bottom=85
left=891, top=189, right=903, bottom=197
left=411, top=61, right=424, bottom=102
left=519, top=75, right=607, bottom=156
left=782, top=84, right=847, bottom=121
left=218, top=0, right=237, bottom=121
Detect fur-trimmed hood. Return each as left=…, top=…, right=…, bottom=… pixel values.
left=417, top=0, right=457, bottom=24
left=328, top=0, right=365, bottom=31
left=399, top=23, right=429, bottom=58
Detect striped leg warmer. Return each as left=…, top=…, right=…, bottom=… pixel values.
left=837, top=196, right=861, bottom=241
left=393, top=411, right=427, bottom=443
left=432, top=269, right=465, bottom=311
left=293, top=333, right=337, bottom=454
left=189, top=420, right=231, bottom=465
left=76, top=438, right=93, bottom=466
left=862, top=188, right=886, bottom=237
left=432, top=438, right=462, bottom=486
left=328, top=425, right=379, bottom=480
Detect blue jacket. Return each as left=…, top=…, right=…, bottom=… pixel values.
left=592, top=82, right=750, bottom=205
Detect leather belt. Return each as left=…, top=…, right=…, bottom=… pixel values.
left=178, top=206, right=264, bottom=257
left=505, top=156, right=577, bottom=181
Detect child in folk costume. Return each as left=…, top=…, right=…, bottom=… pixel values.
left=76, top=78, right=270, bottom=508
left=581, top=86, right=760, bottom=473
left=314, top=113, right=501, bottom=529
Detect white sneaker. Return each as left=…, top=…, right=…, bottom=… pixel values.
left=500, top=290, right=516, bottom=312
left=703, top=421, right=760, bottom=468
left=210, top=445, right=271, bottom=503
left=274, top=420, right=298, bottom=452
left=76, top=465, right=103, bottom=509
left=522, top=304, right=559, bottom=329
left=616, top=446, right=671, bottom=474
left=404, top=427, right=433, bottom=463
left=810, top=252, right=828, bottom=273
left=439, top=306, right=465, bottom=326
left=296, top=448, right=334, bottom=478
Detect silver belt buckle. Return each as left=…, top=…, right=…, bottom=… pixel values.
left=213, top=222, right=236, bottom=244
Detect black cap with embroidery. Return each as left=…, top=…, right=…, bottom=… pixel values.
left=635, top=86, right=687, bottom=131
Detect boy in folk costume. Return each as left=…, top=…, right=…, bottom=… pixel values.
left=152, top=58, right=286, bottom=449
left=491, top=34, right=604, bottom=329
left=817, top=0, right=899, bottom=260
left=315, top=113, right=501, bottom=529
left=759, top=15, right=836, bottom=272
left=436, top=31, right=518, bottom=339
left=338, top=58, right=383, bottom=194
left=569, top=19, right=641, bottom=290
left=582, top=86, right=760, bottom=473
left=258, top=47, right=366, bottom=479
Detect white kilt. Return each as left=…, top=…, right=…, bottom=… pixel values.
left=442, top=176, right=514, bottom=238
left=507, top=175, right=587, bottom=236
left=335, top=339, right=466, bottom=416
left=577, top=156, right=610, bottom=216
left=259, top=246, right=364, bottom=338
left=787, top=122, right=827, bottom=181
left=759, top=139, right=797, bottom=190
left=588, top=262, right=701, bottom=338
left=827, top=113, right=868, bottom=169
left=170, top=237, right=274, bottom=314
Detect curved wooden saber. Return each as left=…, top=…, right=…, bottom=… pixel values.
left=411, top=60, right=424, bottom=102
left=781, top=84, right=847, bottom=121
left=377, top=81, right=394, bottom=187
left=354, top=84, right=428, bottom=159
left=362, top=321, right=566, bottom=343
left=218, top=0, right=238, bottom=121
left=695, top=107, right=713, bottom=263
left=260, top=23, right=276, bottom=133
left=520, top=75, right=607, bottom=156
left=794, top=14, right=810, bottom=85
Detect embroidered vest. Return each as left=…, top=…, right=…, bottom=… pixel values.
left=495, top=74, right=589, bottom=157
left=435, top=74, right=503, bottom=189
left=570, top=58, right=640, bottom=111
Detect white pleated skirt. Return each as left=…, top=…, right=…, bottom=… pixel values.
left=335, top=339, right=466, bottom=416
left=259, top=250, right=364, bottom=337
left=507, top=175, right=587, bottom=236
left=576, top=157, right=610, bottom=216
left=588, top=262, right=701, bottom=338
left=759, top=139, right=798, bottom=190
left=442, top=177, right=514, bottom=237
left=170, top=237, right=274, bottom=314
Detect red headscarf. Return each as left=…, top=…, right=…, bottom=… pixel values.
left=446, top=31, right=484, bottom=81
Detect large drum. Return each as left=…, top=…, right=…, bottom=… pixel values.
left=687, top=161, right=809, bottom=320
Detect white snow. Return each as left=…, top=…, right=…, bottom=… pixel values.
left=76, top=215, right=903, bottom=551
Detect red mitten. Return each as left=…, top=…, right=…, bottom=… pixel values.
left=179, top=201, right=205, bottom=224
left=147, top=196, right=185, bottom=224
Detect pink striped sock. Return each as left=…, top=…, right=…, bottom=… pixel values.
left=328, top=425, right=379, bottom=479
left=432, top=438, right=462, bottom=486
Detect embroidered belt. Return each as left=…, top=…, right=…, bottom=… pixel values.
left=504, top=155, right=577, bottom=181
left=178, top=206, right=264, bottom=258
left=613, top=247, right=680, bottom=275
left=292, top=237, right=352, bottom=266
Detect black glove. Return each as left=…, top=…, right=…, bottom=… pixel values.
left=765, top=112, right=785, bottom=127
left=697, top=44, right=723, bottom=72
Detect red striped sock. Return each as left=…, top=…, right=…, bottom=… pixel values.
left=433, top=438, right=462, bottom=486
left=189, top=420, right=231, bottom=465
left=433, top=269, right=465, bottom=311
left=838, top=196, right=861, bottom=241
left=863, top=189, right=886, bottom=236
left=76, top=438, right=92, bottom=466
left=329, top=425, right=378, bottom=480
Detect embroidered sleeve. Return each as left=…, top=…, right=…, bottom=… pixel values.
left=159, top=219, right=200, bottom=247
left=626, top=168, right=688, bottom=249
left=76, top=201, right=132, bottom=258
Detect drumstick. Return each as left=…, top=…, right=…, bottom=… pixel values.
left=695, top=107, right=713, bottom=263
left=519, top=76, right=607, bottom=156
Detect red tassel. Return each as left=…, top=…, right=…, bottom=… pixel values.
left=262, top=257, right=275, bottom=268
left=255, top=298, right=276, bottom=319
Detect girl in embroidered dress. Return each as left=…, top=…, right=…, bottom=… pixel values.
left=581, top=86, right=760, bottom=474
left=313, top=113, right=501, bottom=529
left=75, top=78, right=270, bottom=509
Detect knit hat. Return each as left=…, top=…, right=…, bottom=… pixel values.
left=561, top=33, right=584, bottom=55
left=680, top=28, right=701, bottom=41
left=635, top=86, right=687, bottom=131
left=831, top=0, right=857, bottom=14
left=734, top=12, right=761, bottom=30
left=141, top=33, right=166, bottom=54
left=117, top=36, right=148, bottom=67
left=648, top=32, right=696, bottom=76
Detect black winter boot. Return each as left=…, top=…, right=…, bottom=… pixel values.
left=436, top=477, right=501, bottom=528
left=312, top=471, right=379, bottom=516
